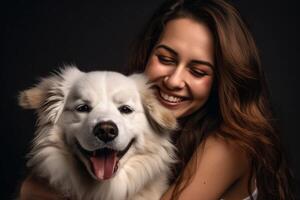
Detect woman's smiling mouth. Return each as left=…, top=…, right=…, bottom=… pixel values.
left=160, top=90, right=183, bottom=103
left=155, top=87, right=189, bottom=108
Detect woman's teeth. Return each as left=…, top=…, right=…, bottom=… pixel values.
left=160, top=91, right=183, bottom=103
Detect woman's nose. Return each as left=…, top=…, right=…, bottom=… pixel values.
left=163, top=67, right=186, bottom=90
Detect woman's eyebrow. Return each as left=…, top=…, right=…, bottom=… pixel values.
left=155, top=44, right=214, bottom=69
left=155, top=44, right=178, bottom=57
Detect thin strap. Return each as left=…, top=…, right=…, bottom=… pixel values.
left=220, top=188, right=258, bottom=200
left=242, top=188, right=258, bottom=200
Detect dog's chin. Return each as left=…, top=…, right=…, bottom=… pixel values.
left=74, top=139, right=135, bottom=181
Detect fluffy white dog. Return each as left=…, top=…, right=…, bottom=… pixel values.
left=19, top=67, right=177, bottom=200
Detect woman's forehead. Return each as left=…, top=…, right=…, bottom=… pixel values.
left=157, top=18, right=215, bottom=65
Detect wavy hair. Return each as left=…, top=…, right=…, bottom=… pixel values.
left=127, top=0, right=294, bottom=199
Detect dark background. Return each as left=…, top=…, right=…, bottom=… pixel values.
left=1, top=0, right=299, bottom=199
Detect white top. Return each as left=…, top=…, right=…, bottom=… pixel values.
left=221, top=188, right=258, bottom=200
left=242, top=188, right=258, bottom=200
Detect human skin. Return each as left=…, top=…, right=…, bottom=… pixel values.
left=145, top=18, right=214, bottom=118
left=145, top=18, right=253, bottom=200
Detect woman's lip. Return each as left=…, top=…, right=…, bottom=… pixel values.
left=160, top=90, right=183, bottom=102
left=156, top=89, right=188, bottom=108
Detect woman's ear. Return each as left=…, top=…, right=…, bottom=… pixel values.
left=130, top=73, right=177, bottom=134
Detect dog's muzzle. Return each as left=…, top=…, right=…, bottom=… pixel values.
left=75, top=121, right=135, bottom=181
left=93, top=121, right=118, bottom=143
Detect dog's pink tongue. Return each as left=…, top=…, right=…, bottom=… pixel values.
left=90, top=151, right=117, bottom=180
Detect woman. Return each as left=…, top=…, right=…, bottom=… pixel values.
left=127, top=0, right=294, bottom=199
left=21, top=0, right=294, bottom=199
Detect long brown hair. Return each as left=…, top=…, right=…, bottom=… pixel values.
left=127, top=0, right=294, bottom=199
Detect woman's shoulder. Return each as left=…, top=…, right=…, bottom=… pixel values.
left=201, top=135, right=247, bottom=155
left=189, top=135, right=253, bottom=199
left=198, top=135, right=250, bottom=175
left=162, top=135, right=254, bottom=199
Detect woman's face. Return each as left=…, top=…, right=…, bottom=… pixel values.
left=145, top=18, right=215, bottom=118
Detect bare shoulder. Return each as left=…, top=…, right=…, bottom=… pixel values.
left=199, top=135, right=249, bottom=169
left=164, top=135, right=251, bottom=200
left=197, top=135, right=249, bottom=180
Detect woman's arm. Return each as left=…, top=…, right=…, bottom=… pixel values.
left=161, top=136, right=250, bottom=200
left=20, top=175, right=66, bottom=200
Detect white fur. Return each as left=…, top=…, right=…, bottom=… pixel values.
left=20, top=66, right=177, bottom=200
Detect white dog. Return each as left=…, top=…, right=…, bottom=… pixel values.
left=19, top=67, right=177, bottom=200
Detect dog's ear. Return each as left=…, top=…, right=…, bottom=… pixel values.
left=19, top=86, right=46, bottom=109
left=130, top=74, right=177, bottom=134
left=19, top=66, right=83, bottom=124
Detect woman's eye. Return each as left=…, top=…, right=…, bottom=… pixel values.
left=189, top=68, right=207, bottom=77
left=118, top=105, right=134, bottom=114
left=75, top=104, right=91, bottom=113
left=157, top=55, right=176, bottom=65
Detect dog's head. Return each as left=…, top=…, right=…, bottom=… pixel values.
left=19, top=66, right=177, bottom=181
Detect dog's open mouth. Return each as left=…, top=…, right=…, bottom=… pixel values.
left=76, top=139, right=135, bottom=181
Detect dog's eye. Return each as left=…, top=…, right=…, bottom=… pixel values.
left=118, top=105, right=134, bottom=114
left=75, top=104, right=91, bottom=113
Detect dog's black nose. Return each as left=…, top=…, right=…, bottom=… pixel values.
left=93, top=121, right=118, bottom=143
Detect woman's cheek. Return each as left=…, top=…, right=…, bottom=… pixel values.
left=145, top=56, right=162, bottom=80
left=192, top=76, right=214, bottom=99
